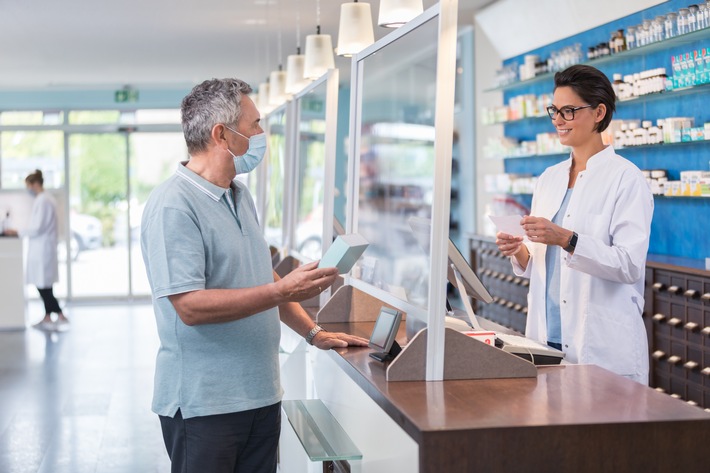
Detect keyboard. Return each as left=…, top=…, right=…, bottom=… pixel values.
left=495, top=333, right=564, bottom=366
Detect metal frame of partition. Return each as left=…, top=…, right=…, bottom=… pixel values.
left=346, top=1, right=459, bottom=380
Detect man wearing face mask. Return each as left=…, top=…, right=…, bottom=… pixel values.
left=140, top=78, right=368, bottom=473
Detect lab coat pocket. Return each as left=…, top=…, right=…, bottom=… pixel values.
left=583, top=214, right=610, bottom=245
left=583, top=302, right=640, bottom=377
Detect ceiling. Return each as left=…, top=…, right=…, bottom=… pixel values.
left=0, top=0, right=496, bottom=92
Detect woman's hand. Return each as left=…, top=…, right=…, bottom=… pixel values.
left=521, top=216, right=572, bottom=247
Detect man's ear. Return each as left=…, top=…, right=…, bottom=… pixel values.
left=211, top=123, right=227, bottom=147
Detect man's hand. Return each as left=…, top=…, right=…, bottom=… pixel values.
left=276, top=261, right=338, bottom=302
left=312, top=330, right=369, bottom=350
left=2, top=229, right=18, bottom=236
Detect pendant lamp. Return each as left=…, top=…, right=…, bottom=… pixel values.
left=286, top=49, right=311, bottom=94
left=378, top=0, right=423, bottom=28
left=303, top=26, right=335, bottom=80
left=258, top=81, right=273, bottom=115
left=337, top=1, right=375, bottom=57
left=268, top=67, right=288, bottom=106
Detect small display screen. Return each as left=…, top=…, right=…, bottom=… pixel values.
left=369, top=308, right=400, bottom=351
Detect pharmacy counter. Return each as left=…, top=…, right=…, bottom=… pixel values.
left=0, top=236, right=26, bottom=329
left=302, top=321, right=710, bottom=473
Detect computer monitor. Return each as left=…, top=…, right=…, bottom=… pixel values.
left=407, top=216, right=493, bottom=304
left=369, top=307, right=403, bottom=362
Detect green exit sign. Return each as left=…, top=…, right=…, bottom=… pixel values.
left=115, top=89, right=139, bottom=103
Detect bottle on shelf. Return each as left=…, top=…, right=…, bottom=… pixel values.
left=626, top=26, right=636, bottom=49
left=677, top=8, right=689, bottom=36
left=688, top=4, right=699, bottom=33
left=665, top=12, right=678, bottom=39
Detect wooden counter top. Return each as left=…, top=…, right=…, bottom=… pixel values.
left=320, top=321, right=710, bottom=472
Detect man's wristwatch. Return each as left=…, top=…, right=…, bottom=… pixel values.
left=305, top=324, right=324, bottom=345
left=563, top=231, right=578, bottom=253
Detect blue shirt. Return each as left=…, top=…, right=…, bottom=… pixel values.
left=140, top=163, right=282, bottom=419
left=544, top=188, right=573, bottom=345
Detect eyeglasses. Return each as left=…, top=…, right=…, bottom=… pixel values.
left=546, top=105, right=593, bottom=121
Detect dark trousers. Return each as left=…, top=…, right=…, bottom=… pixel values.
left=37, top=287, right=62, bottom=315
left=159, top=403, right=281, bottom=473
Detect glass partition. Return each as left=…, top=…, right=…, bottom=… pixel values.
left=293, top=80, right=328, bottom=260
left=264, top=105, right=288, bottom=248
left=350, top=13, right=440, bottom=313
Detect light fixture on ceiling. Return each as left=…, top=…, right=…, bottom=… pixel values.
left=337, top=1, right=375, bottom=57
left=286, top=4, right=312, bottom=94
left=286, top=48, right=311, bottom=94
left=258, top=80, right=274, bottom=115
left=378, top=0, right=423, bottom=28
left=268, top=66, right=288, bottom=106
left=303, top=0, right=335, bottom=80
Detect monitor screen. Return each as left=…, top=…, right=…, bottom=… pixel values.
left=369, top=307, right=402, bottom=352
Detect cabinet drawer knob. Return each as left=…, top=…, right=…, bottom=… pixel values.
left=701, top=327, right=710, bottom=337
left=667, top=317, right=682, bottom=327
left=686, top=400, right=698, bottom=407
left=683, top=361, right=699, bottom=371
left=652, top=282, right=666, bottom=292
left=654, top=387, right=665, bottom=393
left=652, top=313, right=666, bottom=322
left=683, top=289, right=699, bottom=298
left=667, top=355, right=682, bottom=365
left=652, top=350, right=666, bottom=360
left=670, top=393, right=682, bottom=399
left=701, top=293, right=710, bottom=301
left=668, top=285, right=682, bottom=295
left=701, top=367, right=710, bottom=377
left=684, top=322, right=699, bottom=332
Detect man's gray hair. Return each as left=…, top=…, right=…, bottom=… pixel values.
left=181, top=78, right=253, bottom=155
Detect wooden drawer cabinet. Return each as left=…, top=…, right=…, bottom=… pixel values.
left=470, top=235, right=710, bottom=410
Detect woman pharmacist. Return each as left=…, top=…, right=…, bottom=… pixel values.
left=495, top=65, right=653, bottom=384
left=4, top=170, right=69, bottom=331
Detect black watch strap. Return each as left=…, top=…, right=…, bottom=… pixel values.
left=563, top=231, right=578, bottom=253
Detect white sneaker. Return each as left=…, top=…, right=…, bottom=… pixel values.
left=54, top=318, right=70, bottom=332
left=32, top=320, right=54, bottom=331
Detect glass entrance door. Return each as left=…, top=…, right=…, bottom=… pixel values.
left=68, top=133, right=129, bottom=297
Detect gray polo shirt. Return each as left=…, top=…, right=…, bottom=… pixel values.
left=140, top=163, right=282, bottom=419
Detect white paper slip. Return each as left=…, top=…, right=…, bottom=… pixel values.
left=488, top=214, right=525, bottom=238
left=318, top=234, right=369, bottom=274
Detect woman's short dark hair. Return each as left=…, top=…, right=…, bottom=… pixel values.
left=553, top=65, right=616, bottom=133
left=25, top=169, right=44, bottom=186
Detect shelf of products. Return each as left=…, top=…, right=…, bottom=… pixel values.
left=485, top=81, right=710, bottom=127
left=485, top=27, right=710, bottom=93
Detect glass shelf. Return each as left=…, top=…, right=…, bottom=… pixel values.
left=485, top=27, right=710, bottom=93
left=499, top=138, right=710, bottom=160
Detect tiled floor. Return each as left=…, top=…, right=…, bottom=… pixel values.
left=0, top=303, right=171, bottom=473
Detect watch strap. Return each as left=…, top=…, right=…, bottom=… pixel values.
left=563, top=231, right=578, bottom=253
left=305, top=325, right=324, bottom=345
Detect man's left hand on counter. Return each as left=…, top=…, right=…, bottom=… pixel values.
left=312, top=331, right=369, bottom=350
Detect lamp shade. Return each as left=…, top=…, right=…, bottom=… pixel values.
left=303, top=33, right=335, bottom=79
left=337, top=2, right=375, bottom=57
left=268, top=70, right=288, bottom=106
left=258, top=82, right=273, bottom=115
left=378, top=0, right=423, bottom=28
left=285, top=54, right=312, bottom=94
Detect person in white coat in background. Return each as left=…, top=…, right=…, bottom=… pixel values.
left=4, top=169, right=69, bottom=331
left=495, top=65, right=653, bottom=384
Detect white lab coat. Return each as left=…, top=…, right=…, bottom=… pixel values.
left=512, top=146, right=653, bottom=384
left=20, top=192, right=59, bottom=288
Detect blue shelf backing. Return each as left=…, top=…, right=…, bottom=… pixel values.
left=282, top=399, right=363, bottom=462
left=497, top=0, right=710, bottom=261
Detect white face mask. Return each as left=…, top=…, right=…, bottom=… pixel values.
left=224, top=125, right=267, bottom=174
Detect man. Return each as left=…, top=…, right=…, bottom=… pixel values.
left=140, top=78, right=368, bottom=473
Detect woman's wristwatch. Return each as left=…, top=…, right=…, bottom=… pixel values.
left=563, top=231, right=578, bottom=253
left=305, top=324, right=324, bottom=345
